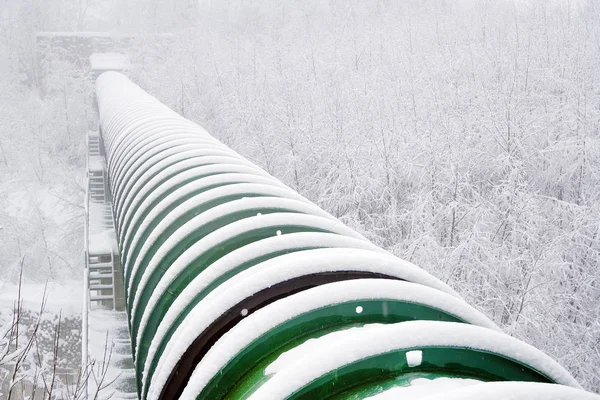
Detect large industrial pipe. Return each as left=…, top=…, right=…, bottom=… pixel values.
left=96, top=72, right=597, bottom=400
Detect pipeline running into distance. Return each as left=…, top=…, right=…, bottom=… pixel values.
left=95, top=72, right=598, bottom=400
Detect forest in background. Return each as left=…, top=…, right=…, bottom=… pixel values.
left=0, top=0, right=599, bottom=395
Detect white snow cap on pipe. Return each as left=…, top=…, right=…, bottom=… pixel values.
left=133, top=188, right=342, bottom=342
left=112, top=138, right=225, bottom=205
left=115, top=147, right=242, bottom=203
left=146, top=249, right=464, bottom=399
left=121, top=173, right=297, bottom=254
left=177, top=279, right=498, bottom=399
left=130, top=195, right=341, bottom=326
left=109, top=132, right=220, bottom=173
left=244, top=321, right=580, bottom=400
left=96, top=73, right=178, bottom=119
left=141, top=232, right=388, bottom=392
left=116, top=155, right=263, bottom=232
left=364, top=377, right=482, bottom=399
left=106, top=120, right=215, bottom=163
left=108, top=124, right=213, bottom=165
left=123, top=173, right=297, bottom=274
left=108, top=116, right=198, bottom=154
left=118, top=154, right=260, bottom=233
left=419, top=381, right=600, bottom=400
left=127, top=198, right=355, bottom=305
left=123, top=163, right=303, bottom=278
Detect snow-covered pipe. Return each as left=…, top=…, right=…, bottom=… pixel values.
left=95, top=72, right=597, bottom=400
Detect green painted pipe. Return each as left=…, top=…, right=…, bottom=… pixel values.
left=96, top=72, right=598, bottom=400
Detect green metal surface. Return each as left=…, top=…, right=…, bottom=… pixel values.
left=287, top=347, right=553, bottom=400
left=134, top=224, right=339, bottom=394
left=124, top=180, right=267, bottom=297
left=116, top=159, right=220, bottom=234
left=112, top=137, right=220, bottom=208
left=121, top=178, right=238, bottom=275
left=127, top=199, right=302, bottom=319
left=115, top=154, right=236, bottom=227
left=119, top=167, right=270, bottom=273
left=118, top=157, right=250, bottom=249
left=329, top=372, right=474, bottom=399
left=199, top=300, right=472, bottom=399
left=121, top=177, right=257, bottom=288
left=109, top=133, right=215, bottom=188
left=113, top=141, right=226, bottom=223
left=137, top=245, right=321, bottom=395
left=128, top=205, right=315, bottom=336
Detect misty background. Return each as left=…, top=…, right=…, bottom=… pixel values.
left=0, top=0, right=599, bottom=395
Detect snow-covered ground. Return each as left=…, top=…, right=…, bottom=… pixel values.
left=86, top=309, right=137, bottom=400
left=0, top=280, right=82, bottom=317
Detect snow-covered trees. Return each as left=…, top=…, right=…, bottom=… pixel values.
left=0, top=0, right=93, bottom=284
